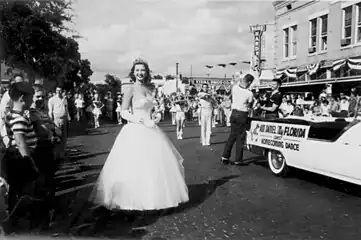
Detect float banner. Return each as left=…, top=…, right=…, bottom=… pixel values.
left=247, top=120, right=310, bottom=152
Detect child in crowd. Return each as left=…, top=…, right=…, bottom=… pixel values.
left=1, top=82, right=43, bottom=220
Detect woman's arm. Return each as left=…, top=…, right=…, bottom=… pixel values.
left=120, top=86, right=143, bottom=123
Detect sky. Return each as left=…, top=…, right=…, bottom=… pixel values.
left=70, top=0, right=275, bottom=83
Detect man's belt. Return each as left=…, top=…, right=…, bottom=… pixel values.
left=53, top=114, right=67, bottom=119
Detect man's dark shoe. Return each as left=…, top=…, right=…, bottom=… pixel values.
left=231, top=161, right=249, bottom=166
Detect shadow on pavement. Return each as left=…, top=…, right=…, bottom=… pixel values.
left=290, top=169, right=361, bottom=197
left=68, top=119, right=119, bottom=138
left=67, top=121, right=89, bottom=138
left=210, top=140, right=227, bottom=145
left=250, top=153, right=361, bottom=197
left=67, top=151, right=109, bottom=162
left=46, top=174, right=239, bottom=239
left=173, top=175, right=240, bottom=214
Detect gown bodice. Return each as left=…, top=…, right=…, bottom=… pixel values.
left=132, top=94, right=154, bottom=120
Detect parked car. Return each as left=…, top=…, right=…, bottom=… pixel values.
left=247, top=116, right=361, bottom=186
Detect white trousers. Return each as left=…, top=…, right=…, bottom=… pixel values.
left=223, top=108, right=231, bottom=126
left=175, top=112, right=185, bottom=137
left=200, top=109, right=212, bottom=145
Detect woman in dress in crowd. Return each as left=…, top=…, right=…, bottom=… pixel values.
left=92, top=94, right=104, bottom=128
left=91, top=59, right=188, bottom=223
left=159, top=97, right=165, bottom=121
left=222, top=95, right=232, bottom=127
left=115, top=94, right=122, bottom=125
left=169, top=95, right=177, bottom=125
left=174, top=95, right=187, bottom=140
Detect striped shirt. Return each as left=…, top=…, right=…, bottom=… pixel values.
left=5, top=110, right=38, bottom=149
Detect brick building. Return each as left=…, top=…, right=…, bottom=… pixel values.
left=269, top=0, right=361, bottom=95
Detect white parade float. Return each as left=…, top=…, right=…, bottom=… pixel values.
left=246, top=116, right=361, bottom=185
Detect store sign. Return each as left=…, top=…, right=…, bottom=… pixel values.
left=253, top=31, right=262, bottom=72
left=192, top=79, right=231, bottom=85
left=191, top=79, right=232, bottom=92
left=250, top=24, right=266, bottom=73
left=247, top=121, right=310, bottom=152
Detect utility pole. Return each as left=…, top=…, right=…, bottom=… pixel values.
left=176, top=62, right=179, bottom=91
left=190, top=64, right=193, bottom=78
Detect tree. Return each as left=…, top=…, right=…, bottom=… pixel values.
left=64, top=58, right=93, bottom=92
left=104, top=74, right=121, bottom=88
left=153, top=74, right=163, bottom=80
left=79, top=59, right=93, bottom=82
left=165, top=74, right=175, bottom=80
left=103, top=74, right=122, bottom=97
left=95, top=83, right=110, bottom=98
left=0, top=0, right=88, bottom=87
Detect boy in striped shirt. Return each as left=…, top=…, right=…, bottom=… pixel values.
left=1, top=82, right=40, bottom=213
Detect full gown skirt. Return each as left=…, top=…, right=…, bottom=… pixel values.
left=91, top=97, right=189, bottom=210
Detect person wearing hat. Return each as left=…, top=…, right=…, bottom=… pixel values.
left=259, top=78, right=283, bottom=119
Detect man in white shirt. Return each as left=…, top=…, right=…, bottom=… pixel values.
left=198, top=83, right=216, bottom=146
left=48, top=86, right=70, bottom=159
left=221, top=73, right=254, bottom=165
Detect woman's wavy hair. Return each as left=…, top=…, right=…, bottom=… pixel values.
left=128, top=58, right=152, bottom=86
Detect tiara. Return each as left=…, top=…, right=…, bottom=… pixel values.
left=133, top=58, right=148, bottom=65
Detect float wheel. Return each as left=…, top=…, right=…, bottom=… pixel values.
left=267, top=150, right=290, bottom=177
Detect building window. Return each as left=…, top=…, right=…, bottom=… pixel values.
left=356, top=3, right=361, bottom=43
left=309, top=18, right=317, bottom=52
left=291, top=25, right=297, bottom=56
left=342, top=6, right=352, bottom=46
left=319, top=14, right=328, bottom=51
left=283, top=28, right=289, bottom=58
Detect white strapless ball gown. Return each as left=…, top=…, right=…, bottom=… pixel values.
left=91, top=96, right=189, bottom=210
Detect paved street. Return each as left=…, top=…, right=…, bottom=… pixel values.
left=41, top=120, right=361, bottom=240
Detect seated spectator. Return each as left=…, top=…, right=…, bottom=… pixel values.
left=320, top=100, right=331, bottom=116
left=293, top=105, right=304, bottom=117
left=303, top=106, right=312, bottom=117
left=283, top=100, right=294, bottom=117
left=312, top=100, right=322, bottom=116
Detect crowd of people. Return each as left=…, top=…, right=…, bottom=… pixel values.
left=0, top=60, right=361, bottom=235
left=252, top=88, right=361, bottom=119
left=0, top=73, right=122, bottom=231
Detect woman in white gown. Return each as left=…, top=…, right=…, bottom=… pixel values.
left=91, top=59, right=189, bottom=211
